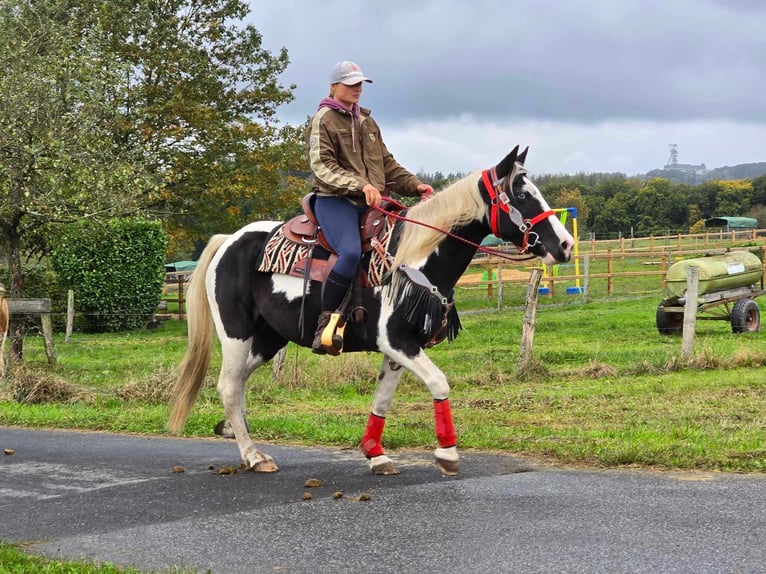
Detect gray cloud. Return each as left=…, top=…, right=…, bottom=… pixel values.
left=248, top=0, right=766, bottom=174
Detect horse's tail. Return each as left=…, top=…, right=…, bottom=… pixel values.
left=168, top=234, right=229, bottom=433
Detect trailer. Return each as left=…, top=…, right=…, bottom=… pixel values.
left=656, top=251, right=765, bottom=334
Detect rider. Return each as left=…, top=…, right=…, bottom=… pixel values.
left=306, top=60, right=433, bottom=355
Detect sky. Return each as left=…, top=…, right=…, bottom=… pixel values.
left=246, top=0, right=766, bottom=177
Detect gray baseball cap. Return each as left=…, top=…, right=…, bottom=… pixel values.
left=330, top=61, right=373, bottom=85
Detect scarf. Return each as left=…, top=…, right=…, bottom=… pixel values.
left=318, top=97, right=361, bottom=151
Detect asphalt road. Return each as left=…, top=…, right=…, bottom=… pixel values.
left=1, top=428, right=765, bottom=573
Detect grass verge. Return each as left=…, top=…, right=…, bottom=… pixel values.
left=1, top=295, right=765, bottom=472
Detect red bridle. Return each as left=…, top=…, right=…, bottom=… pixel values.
left=481, top=168, right=554, bottom=254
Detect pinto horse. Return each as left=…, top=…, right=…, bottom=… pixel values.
left=168, top=146, right=574, bottom=475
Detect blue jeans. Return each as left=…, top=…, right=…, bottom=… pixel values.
left=313, top=196, right=367, bottom=280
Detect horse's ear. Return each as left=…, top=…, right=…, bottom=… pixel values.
left=494, top=145, right=519, bottom=179
left=517, top=146, right=529, bottom=166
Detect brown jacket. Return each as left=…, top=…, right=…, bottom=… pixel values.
left=306, top=105, right=423, bottom=207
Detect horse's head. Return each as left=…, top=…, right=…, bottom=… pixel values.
left=481, top=146, right=573, bottom=265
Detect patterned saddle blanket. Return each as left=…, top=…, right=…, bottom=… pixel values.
left=257, top=197, right=400, bottom=288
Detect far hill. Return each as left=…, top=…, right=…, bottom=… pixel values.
left=644, top=162, right=766, bottom=184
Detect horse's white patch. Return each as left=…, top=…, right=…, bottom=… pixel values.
left=233, top=220, right=282, bottom=237
left=271, top=274, right=310, bottom=301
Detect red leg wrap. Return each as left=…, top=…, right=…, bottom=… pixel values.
left=361, top=413, right=386, bottom=458
left=434, top=398, right=457, bottom=448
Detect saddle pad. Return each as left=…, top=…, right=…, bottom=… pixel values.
left=258, top=219, right=395, bottom=287
left=257, top=224, right=312, bottom=275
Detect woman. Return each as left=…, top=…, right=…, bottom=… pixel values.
left=306, top=60, right=433, bottom=354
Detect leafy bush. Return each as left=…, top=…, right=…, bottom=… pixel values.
left=50, top=218, right=167, bottom=332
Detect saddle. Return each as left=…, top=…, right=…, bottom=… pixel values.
left=277, top=193, right=405, bottom=286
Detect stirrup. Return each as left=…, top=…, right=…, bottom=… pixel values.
left=320, top=312, right=346, bottom=355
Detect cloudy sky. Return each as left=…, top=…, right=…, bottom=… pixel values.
left=247, top=0, right=765, bottom=177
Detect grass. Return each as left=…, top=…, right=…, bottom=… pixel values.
left=0, top=541, right=192, bottom=573
left=2, top=289, right=765, bottom=473
left=2, top=261, right=765, bottom=573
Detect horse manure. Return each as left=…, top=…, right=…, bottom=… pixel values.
left=354, top=493, right=372, bottom=502
left=303, top=492, right=313, bottom=501
left=332, top=491, right=344, bottom=500
left=172, top=465, right=185, bottom=473
left=207, top=464, right=215, bottom=470
left=304, top=478, right=322, bottom=488
left=3, top=448, right=15, bottom=456
left=216, top=465, right=238, bottom=475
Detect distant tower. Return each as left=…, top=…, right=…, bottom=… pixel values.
left=666, top=144, right=679, bottom=167
left=662, top=144, right=706, bottom=174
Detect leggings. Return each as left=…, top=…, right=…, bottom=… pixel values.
left=313, top=196, right=367, bottom=280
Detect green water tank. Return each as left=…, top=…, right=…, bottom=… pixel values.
left=665, top=251, right=763, bottom=299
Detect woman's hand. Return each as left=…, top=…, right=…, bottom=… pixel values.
left=417, top=183, right=434, bottom=199
left=362, top=183, right=382, bottom=207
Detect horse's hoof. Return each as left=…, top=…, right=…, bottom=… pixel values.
left=369, top=455, right=400, bottom=475
left=435, top=458, right=460, bottom=476
left=213, top=419, right=235, bottom=438
left=252, top=460, right=279, bottom=473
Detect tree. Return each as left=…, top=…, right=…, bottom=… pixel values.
left=0, top=1, right=157, bottom=358
left=554, top=187, right=590, bottom=234
left=712, top=180, right=753, bottom=216
left=98, top=0, right=307, bottom=256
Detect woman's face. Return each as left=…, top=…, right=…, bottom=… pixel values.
left=332, top=82, right=364, bottom=108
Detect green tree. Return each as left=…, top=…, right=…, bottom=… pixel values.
left=0, top=0, right=157, bottom=357
left=98, top=0, right=306, bottom=256
left=554, top=187, right=591, bottom=234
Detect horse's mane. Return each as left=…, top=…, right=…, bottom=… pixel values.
left=393, top=171, right=485, bottom=268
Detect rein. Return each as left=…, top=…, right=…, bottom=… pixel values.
left=372, top=170, right=553, bottom=263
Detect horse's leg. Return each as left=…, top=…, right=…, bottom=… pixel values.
left=362, top=356, right=406, bottom=475
left=383, top=348, right=460, bottom=475
left=217, top=334, right=281, bottom=472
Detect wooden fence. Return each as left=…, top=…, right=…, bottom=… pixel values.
left=158, top=230, right=766, bottom=316
left=459, top=231, right=766, bottom=301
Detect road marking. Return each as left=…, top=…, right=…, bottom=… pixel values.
left=0, top=462, right=154, bottom=502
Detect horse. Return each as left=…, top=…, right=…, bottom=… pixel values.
left=0, top=284, right=8, bottom=377
left=168, top=145, right=574, bottom=475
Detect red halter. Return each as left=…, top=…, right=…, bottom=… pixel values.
left=481, top=168, right=554, bottom=254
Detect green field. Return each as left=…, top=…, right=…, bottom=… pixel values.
left=2, top=288, right=764, bottom=473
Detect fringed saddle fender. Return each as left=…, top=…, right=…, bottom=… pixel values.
left=283, top=193, right=405, bottom=254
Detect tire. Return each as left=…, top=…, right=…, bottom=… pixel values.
left=731, top=298, right=760, bottom=333
left=656, top=304, right=684, bottom=335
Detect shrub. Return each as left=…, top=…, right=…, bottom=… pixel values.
left=50, top=218, right=167, bottom=332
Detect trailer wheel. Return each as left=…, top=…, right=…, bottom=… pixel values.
left=731, top=298, right=760, bottom=333
left=656, top=304, right=684, bottom=335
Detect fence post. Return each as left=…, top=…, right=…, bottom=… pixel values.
left=517, top=268, right=543, bottom=370
left=681, top=266, right=699, bottom=361
left=496, top=258, right=503, bottom=310
left=582, top=253, right=590, bottom=303
left=761, top=246, right=766, bottom=289
left=177, top=274, right=186, bottom=317
left=272, top=346, right=287, bottom=380
left=607, top=250, right=614, bottom=295
left=486, top=261, right=493, bottom=299
left=65, top=290, right=74, bottom=343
